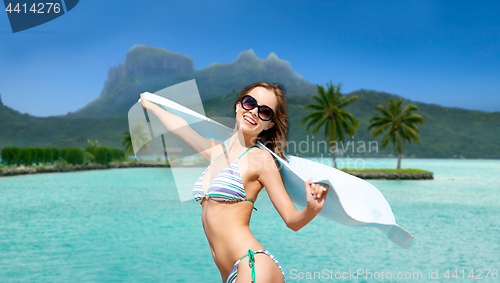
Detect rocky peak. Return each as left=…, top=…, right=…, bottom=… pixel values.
left=124, top=44, right=195, bottom=75
left=264, top=52, right=292, bottom=72
left=235, top=49, right=260, bottom=63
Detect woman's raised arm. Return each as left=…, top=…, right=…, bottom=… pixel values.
left=140, top=93, right=221, bottom=161
left=255, top=150, right=328, bottom=231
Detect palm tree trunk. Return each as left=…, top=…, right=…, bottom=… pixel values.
left=329, top=139, right=337, bottom=169
left=332, top=150, right=337, bottom=169
left=397, top=152, right=401, bottom=169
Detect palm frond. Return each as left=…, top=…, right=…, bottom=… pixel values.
left=303, top=103, right=324, bottom=111
left=401, top=124, right=420, bottom=144
left=341, top=119, right=356, bottom=137
left=396, top=103, right=418, bottom=120
left=402, top=114, right=424, bottom=125
left=339, top=110, right=360, bottom=129
left=337, top=95, right=358, bottom=109
left=316, top=85, right=329, bottom=106
left=334, top=117, right=345, bottom=142
left=367, top=118, right=392, bottom=131
left=368, top=115, right=392, bottom=124
left=370, top=121, right=392, bottom=138
left=300, top=110, right=325, bottom=125
left=381, top=130, right=391, bottom=148
left=311, top=96, right=326, bottom=107
left=311, top=113, right=329, bottom=137
left=374, top=104, right=394, bottom=118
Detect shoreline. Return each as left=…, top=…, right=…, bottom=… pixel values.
left=342, top=170, right=433, bottom=180
left=0, top=162, right=168, bottom=177
left=0, top=162, right=433, bottom=180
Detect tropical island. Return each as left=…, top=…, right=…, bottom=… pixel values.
left=2, top=45, right=498, bottom=179
left=1, top=79, right=435, bottom=180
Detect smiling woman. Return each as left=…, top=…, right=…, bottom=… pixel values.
left=133, top=80, right=414, bottom=282
left=139, top=81, right=329, bottom=282
left=233, top=83, right=289, bottom=161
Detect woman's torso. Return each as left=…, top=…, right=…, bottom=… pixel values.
left=193, top=146, right=265, bottom=278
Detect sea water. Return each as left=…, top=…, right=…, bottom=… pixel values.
left=0, top=158, right=499, bottom=282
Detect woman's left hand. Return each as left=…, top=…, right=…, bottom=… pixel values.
left=305, top=178, right=328, bottom=213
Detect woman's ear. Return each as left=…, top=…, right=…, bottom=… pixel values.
left=265, top=122, right=275, bottom=131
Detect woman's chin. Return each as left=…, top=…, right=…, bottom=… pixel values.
left=238, top=123, right=260, bottom=135
left=236, top=119, right=262, bottom=137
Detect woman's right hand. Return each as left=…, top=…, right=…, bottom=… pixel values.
left=140, top=93, right=149, bottom=111
left=304, top=178, right=328, bottom=213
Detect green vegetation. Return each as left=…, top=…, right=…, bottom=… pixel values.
left=83, top=151, right=94, bottom=164
left=367, top=97, right=425, bottom=169
left=19, top=148, right=32, bottom=166
left=65, top=148, right=84, bottom=165
left=83, top=139, right=100, bottom=163
left=52, top=148, right=60, bottom=161
left=94, top=147, right=111, bottom=164
left=34, top=147, right=45, bottom=165
left=203, top=90, right=499, bottom=159
left=0, top=87, right=498, bottom=160
left=1, top=146, right=20, bottom=166
left=122, top=131, right=133, bottom=158
left=126, top=123, right=151, bottom=160
left=1, top=145, right=126, bottom=166
left=44, top=147, right=53, bottom=164
left=301, top=82, right=360, bottom=168
left=2, top=45, right=496, bottom=161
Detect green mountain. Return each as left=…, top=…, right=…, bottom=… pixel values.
left=202, top=90, right=500, bottom=159
left=66, top=45, right=317, bottom=119
left=0, top=99, right=127, bottom=149
left=341, top=90, right=500, bottom=159
left=1, top=46, right=499, bottom=159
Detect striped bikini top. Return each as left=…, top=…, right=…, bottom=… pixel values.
left=193, top=146, right=258, bottom=210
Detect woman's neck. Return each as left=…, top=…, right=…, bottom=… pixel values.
left=227, top=125, right=258, bottom=153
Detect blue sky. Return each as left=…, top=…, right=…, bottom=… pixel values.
left=0, top=0, right=499, bottom=117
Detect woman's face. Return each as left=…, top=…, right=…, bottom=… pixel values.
left=236, top=87, right=277, bottom=136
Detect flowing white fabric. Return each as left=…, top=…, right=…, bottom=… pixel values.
left=128, top=80, right=414, bottom=249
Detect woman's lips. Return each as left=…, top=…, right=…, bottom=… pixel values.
left=244, top=115, right=256, bottom=126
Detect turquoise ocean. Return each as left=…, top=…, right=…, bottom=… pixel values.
left=1, top=158, right=499, bottom=282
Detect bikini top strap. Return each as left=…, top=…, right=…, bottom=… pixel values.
left=237, top=145, right=257, bottom=160
left=210, top=150, right=227, bottom=165
left=209, top=146, right=256, bottom=166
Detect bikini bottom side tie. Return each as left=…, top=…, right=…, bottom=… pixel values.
left=224, top=249, right=285, bottom=283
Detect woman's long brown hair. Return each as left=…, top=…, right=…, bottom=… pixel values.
left=234, top=82, right=289, bottom=161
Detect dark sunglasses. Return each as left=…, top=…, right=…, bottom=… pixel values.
left=240, top=95, right=274, bottom=121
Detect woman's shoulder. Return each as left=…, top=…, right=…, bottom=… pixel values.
left=248, top=147, right=278, bottom=169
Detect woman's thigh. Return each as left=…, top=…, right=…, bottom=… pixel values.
left=235, top=253, right=284, bottom=283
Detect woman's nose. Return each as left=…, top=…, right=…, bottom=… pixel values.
left=249, top=107, right=259, bottom=117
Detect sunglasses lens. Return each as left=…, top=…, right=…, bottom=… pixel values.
left=242, top=96, right=256, bottom=110
left=259, top=106, right=273, bottom=121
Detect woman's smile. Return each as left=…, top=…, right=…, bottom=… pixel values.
left=243, top=114, right=257, bottom=126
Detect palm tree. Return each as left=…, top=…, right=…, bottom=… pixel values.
left=367, top=97, right=424, bottom=169
left=83, top=139, right=101, bottom=163
left=85, top=139, right=101, bottom=148
left=122, top=131, right=133, bottom=158
left=123, top=123, right=151, bottom=161
left=301, top=82, right=360, bottom=168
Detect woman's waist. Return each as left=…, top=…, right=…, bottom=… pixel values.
left=209, top=235, right=264, bottom=274
left=203, top=219, right=252, bottom=241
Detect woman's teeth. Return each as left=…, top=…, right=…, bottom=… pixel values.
left=244, top=116, right=256, bottom=125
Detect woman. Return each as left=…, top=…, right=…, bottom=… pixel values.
left=140, top=82, right=329, bottom=283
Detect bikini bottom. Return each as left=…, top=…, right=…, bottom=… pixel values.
left=224, top=249, right=285, bottom=283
